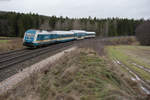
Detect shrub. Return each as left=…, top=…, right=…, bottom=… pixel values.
left=135, top=21, right=150, bottom=45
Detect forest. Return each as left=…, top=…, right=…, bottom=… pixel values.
left=0, top=11, right=144, bottom=37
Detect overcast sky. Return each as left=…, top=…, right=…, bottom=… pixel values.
left=0, top=0, right=149, bottom=19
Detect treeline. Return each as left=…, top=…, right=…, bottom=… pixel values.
left=0, top=11, right=144, bottom=37
left=0, top=12, right=42, bottom=37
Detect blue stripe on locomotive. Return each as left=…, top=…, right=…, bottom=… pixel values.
left=36, top=34, right=75, bottom=45
left=36, top=34, right=58, bottom=45
left=57, top=34, right=75, bottom=42
left=37, top=34, right=57, bottom=41
left=59, top=38, right=75, bottom=42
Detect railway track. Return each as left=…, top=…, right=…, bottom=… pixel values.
left=0, top=41, right=75, bottom=70
left=0, top=49, right=28, bottom=61
left=0, top=49, right=26, bottom=57
left=0, top=39, right=93, bottom=82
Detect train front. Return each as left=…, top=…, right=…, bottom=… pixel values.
left=23, top=29, right=37, bottom=47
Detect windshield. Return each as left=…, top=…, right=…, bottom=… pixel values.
left=24, top=30, right=36, bottom=42
left=25, top=33, right=35, bottom=38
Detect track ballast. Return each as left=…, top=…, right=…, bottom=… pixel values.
left=0, top=40, right=84, bottom=82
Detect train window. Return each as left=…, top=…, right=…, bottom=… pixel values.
left=37, top=35, right=44, bottom=40
left=51, top=34, right=55, bottom=39
left=44, top=35, right=49, bottom=40
left=37, top=35, right=40, bottom=40
left=26, top=33, right=35, bottom=38
left=51, top=34, right=57, bottom=39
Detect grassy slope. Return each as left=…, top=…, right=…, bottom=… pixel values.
left=0, top=48, right=139, bottom=100
left=106, top=45, right=150, bottom=81
left=38, top=49, right=132, bottom=100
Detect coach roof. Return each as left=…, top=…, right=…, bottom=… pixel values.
left=70, top=30, right=86, bottom=33
left=86, top=32, right=96, bottom=34
left=36, top=30, right=52, bottom=34
left=51, top=31, right=74, bottom=35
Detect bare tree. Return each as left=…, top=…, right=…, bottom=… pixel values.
left=135, top=21, right=150, bottom=45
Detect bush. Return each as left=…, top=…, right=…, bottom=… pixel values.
left=135, top=21, right=150, bottom=45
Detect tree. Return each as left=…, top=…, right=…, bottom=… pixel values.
left=136, top=21, right=150, bottom=45
left=17, top=19, right=25, bottom=37
left=49, top=16, right=57, bottom=29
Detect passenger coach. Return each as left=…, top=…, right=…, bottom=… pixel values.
left=85, top=32, right=96, bottom=38
left=71, top=30, right=87, bottom=39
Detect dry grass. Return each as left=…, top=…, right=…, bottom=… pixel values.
left=0, top=37, right=24, bottom=52
left=102, top=36, right=139, bottom=45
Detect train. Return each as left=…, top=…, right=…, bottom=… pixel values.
left=23, top=29, right=96, bottom=48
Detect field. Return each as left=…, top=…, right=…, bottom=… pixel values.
left=106, top=46, right=150, bottom=81
left=106, top=45, right=150, bottom=94
left=0, top=37, right=24, bottom=52
left=0, top=40, right=10, bottom=43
